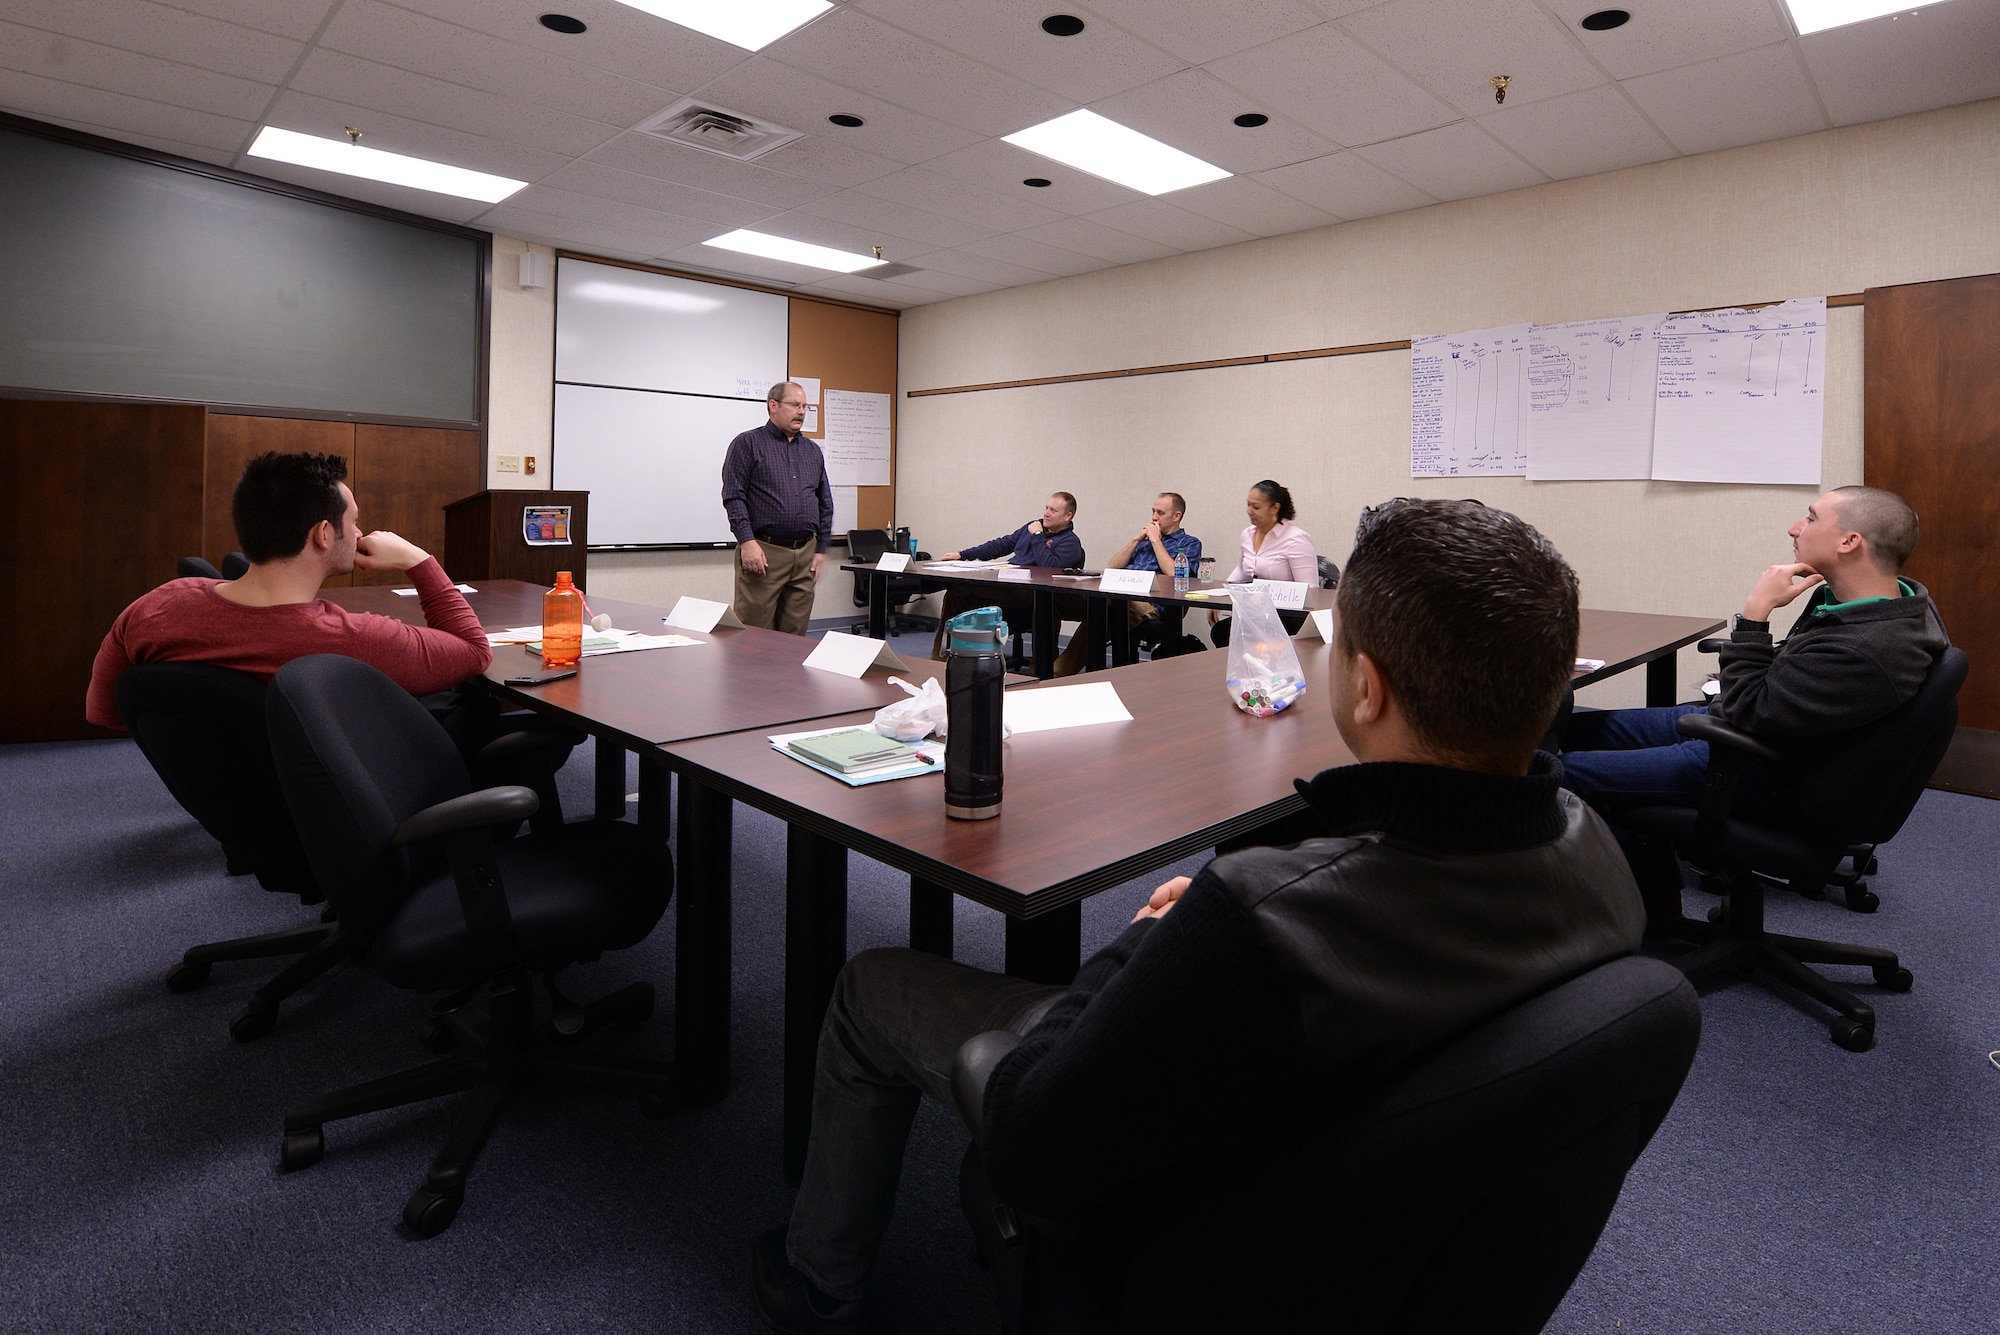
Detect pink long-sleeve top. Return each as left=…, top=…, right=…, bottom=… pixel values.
left=1225, top=521, right=1318, bottom=585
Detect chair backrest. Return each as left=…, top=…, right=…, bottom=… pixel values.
left=220, top=551, right=251, bottom=580
left=265, top=655, right=472, bottom=933
left=114, top=663, right=317, bottom=899
left=848, top=529, right=892, bottom=607
left=1317, top=554, right=1340, bottom=589
left=1793, top=645, right=1967, bottom=845
left=177, top=555, right=224, bottom=580
left=1107, top=955, right=1700, bottom=1335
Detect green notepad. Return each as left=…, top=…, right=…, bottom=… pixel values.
left=786, top=729, right=917, bottom=774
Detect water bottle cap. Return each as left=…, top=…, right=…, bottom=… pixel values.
left=945, top=605, right=1008, bottom=653
left=554, top=571, right=574, bottom=588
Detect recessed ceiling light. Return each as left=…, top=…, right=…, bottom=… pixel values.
left=539, top=13, right=587, bottom=34
left=828, top=113, right=865, bottom=128
left=1781, top=0, right=1942, bottom=34
left=1003, top=109, right=1230, bottom=196
left=609, top=0, right=831, bottom=51
left=1022, top=177, right=1052, bottom=187
left=1233, top=113, right=1269, bottom=128
left=246, top=126, right=527, bottom=203
left=703, top=228, right=886, bottom=274
left=1041, top=14, right=1085, bottom=36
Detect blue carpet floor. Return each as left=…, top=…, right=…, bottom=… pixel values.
left=2, top=720, right=1995, bottom=1333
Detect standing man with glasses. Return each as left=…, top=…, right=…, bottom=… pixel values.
left=722, top=381, right=833, bottom=635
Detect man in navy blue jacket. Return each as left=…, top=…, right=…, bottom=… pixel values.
left=929, top=492, right=1086, bottom=662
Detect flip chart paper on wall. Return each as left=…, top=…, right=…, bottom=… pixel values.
left=1411, top=323, right=1531, bottom=477
left=803, top=631, right=909, bottom=678
left=1650, top=298, right=1825, bottom=485
left=1526, top=315, right=1664, bottom=480
left=832, top=485, right=858, bottom=536
left=821, top=389, right=892, bottom=485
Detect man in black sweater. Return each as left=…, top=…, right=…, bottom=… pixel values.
left=753, top=499, right=1647, bottom=1335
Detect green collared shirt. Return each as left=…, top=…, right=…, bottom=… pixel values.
left=1811, top=578, right=1915, bottom=618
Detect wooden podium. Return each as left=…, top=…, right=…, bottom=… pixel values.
left=444, top=489, right=589, bottom=588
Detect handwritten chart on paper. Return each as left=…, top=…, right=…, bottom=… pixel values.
left=1526, top=314, right=1664, bottom=480
left=1651, top=298, right=1825, bottom=485
left=1411, top=324, right=1531, bottom=477
left=820, top=389, right=892, bottom=486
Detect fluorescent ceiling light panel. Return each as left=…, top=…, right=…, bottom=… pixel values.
left=247, top=127, right=526, bottom=203
left=703, top=229, right=885, bottom=274
left=611, top=0, right=831, bottom=50
left=1003, top=109, right=1230, bottom=197
left=1781, top=0, right=1944, bottom=34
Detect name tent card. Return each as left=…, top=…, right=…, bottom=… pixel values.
left=662, top=596, right=743, bottom=633
left=997, top=567, right=1034, bottom=582
left=803, top=631, right=910, bottom=679
left=1293, top=608, right=1336, bottom=642
left=1098, top=568, right=1154, bottom=594
left=1250, top=579, right=1310, bottom=610
left=875, top=552, right=911, bottom=573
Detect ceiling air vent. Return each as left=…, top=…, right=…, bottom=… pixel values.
left=858, top=263, right=921, bottom=280
left=634, top=98, right=802, bottom=162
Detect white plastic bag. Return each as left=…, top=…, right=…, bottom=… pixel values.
left=872, top=676, right=950, bottom=741
left=1224, top=585, right=1307, bottom=717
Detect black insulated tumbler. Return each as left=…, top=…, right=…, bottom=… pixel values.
left=944, top=609, right=1006, bottom=821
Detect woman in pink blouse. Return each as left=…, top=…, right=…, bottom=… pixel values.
left=1212, top=480, right=1318, bottom=646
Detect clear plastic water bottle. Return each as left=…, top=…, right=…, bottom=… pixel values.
left=908, top=534, right=919, bottom=561
left=1173, top=552, right=1188, bottom=592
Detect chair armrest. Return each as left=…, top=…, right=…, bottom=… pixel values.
left=475, top=724, right=585, bottom=769
left=1675, top=712, right=1785, bottom=769
left=952, top=1030, right=1022, bottom=1138
left=1697, top=637, right=1727, bottom=655
left=391, top=786, right=540, bottom=847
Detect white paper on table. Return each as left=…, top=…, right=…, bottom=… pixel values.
left=1525, top=314, right=1664, bottom=480
left=803, top=631, right=909, bottom=678
left=487, top=624, right=544, bottom=645
left=396, top=584, right=476, bottom=596
left=820, top=388, right=893, bottom=486
left=997, top=567, right=1034, bottom=582
left=1250, top=579, right=1309, bottom=610
left=1098, top=568, right=1154, bottom=594
left=924, top=559, right=1010, bottom=570
left=1410, top=323, right=1531, bottom=477
left=1575, top=657, right=1606, bottom=672
left=1003, top=681, right=1133, bottom=735
left=589, top=631, right=700, bottom=654
left=832, top=484, right=858, bottom=535
left=875, top=552, right=911, bottom=572
left=1292, top=608, right=1336, bottom=642
left=662, top=596, right=743, bottom=633
left=1650, top=297, right=1825, bottom=485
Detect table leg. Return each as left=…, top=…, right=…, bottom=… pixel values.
left=637, top=755, right=671, bottom=840
left=785, top=827, right=849, bottom=1184
left=910, top=878, right=953, bottom=958
left=868, top=570, right=888, bottom=640
left=675, top=779, right=732, bottom=1105
left=594, top=740, right=628, bottom=822
left=1005, top=905, right=1081, bottom=985
left=1647, top=653, right=1678, bottom=708
left=1083, top=598, right=1108, bottom=673
left=1111, top=603, right=1136, bottom=667
left=1031, top=589, right=1056, bottom=679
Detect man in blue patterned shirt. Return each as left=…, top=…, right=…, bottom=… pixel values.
left=1055, top=492, right=1203, bottom=673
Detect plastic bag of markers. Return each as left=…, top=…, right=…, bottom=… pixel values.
left=1224, top=585, right=1307, bottom=717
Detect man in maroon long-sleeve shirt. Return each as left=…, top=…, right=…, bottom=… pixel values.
left=86, top=452, right=492, bottom=731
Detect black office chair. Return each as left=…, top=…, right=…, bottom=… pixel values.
left=953, top=955, right=1700, bottom=1334
left=116, top=664, right=356, bottom=1042
left=1317, top=554, right=1341, bottom=589
left=1619, top=644, right=1966, bottom=1052
left=847, top=527, right=933, bottom=635
left=177, top=552, right=250, bottom=580
left=265, top=654, right=675, bottom=1236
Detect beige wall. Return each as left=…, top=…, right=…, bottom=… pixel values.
left=895, top=98, right=2000, bottom=704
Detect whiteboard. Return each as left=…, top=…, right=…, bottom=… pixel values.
left=553, top=384, right=772, bottom=546
left=555, top=257, right=788, bottom=399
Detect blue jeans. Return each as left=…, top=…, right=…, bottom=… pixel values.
left=1558, top=705, right=1712, bottom=816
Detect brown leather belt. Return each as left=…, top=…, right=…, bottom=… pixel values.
left=752, top=531, right=815, bottom=550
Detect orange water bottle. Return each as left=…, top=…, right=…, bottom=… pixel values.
left=542, top=571, right=583, bottom=668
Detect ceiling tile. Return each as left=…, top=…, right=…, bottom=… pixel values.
left=0, top=20, right=276, bottom=120
left=582, top=133, right=830, bottom=208
left=289, top=49, right=619, bottom=158
left=1353, top=122, right=1546, bottom=201
left=536, top=159, right=782, bottom=228
left=1166, top=173, right=1337, bottom=237
left=385, top=0, right=747, bottom=97
left=155, top=0, right=333, bottom=41
left=1336, top=0, right=1610, bottom=118
left=1626, top=42, right=1827, bottom=156
left=1255, top=151, right=1436, bottom=220
left=477, top=207, right=708, bottom=261
left=793, top=188, right=997, bottom=248
left=1204, top=22, right=1459, bottom=147
left=233, top=154, right=492, bottom=221
left=851, top=0, right=1183, bottom=103
left=1539, top=0, right=1790, bottom=79
left=1077, top=0, right=1331, bottom=65
left=264, top=88, right=574, bottom=181
left=689, top=55, right=982, bottom=167
left=1086, top=198, right=1257, bottom=251
left=747, top=134, right=907, bottom=189
left=900, top=244, right=1058, bottom=288
left=1799, top=2, right=2000, bottom=127
left=763, top=7, right=1071, bottom=138
left=4, top=0, right=304, bottom=83
left=1089, top=67, right=1335, bottom=173
left=920, top=137, right=1148, bottom=216
left=853, top=165, right=1067, bottom=231
left=1012, top=215, right=1178, bottom=264
left=1478, top=84, right=1677, bottom=181
left=957, top=232, right=1113, bottom=277
left=474, top=185, right=718, bottom=247
left=744, top=210, right=933, bottom=263
left=789, top=274, right=927, bottom=307
left=867, top=265, right=998, bottom=297
left=0, top=66, right=256, bottom=152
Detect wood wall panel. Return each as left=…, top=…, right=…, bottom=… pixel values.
left=1864, top=272, right=2000, bottom=729
left=350, top=424, right=484, bottom=586
left=0, top=399, right=205, bottom=741
left=204, top=415, right=354, bottom=571
left=788, top=299, right=898, bottom=537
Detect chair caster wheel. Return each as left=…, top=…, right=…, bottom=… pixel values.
left=1844, top=885, right=1880, bottom=913
left=403, top=1187, right=461, bottom=1238
left=166, top=961, right=212, bottom=993
left=280, top=1126, right=324, bottom=1171
left=1830, top=1018, right=1874, bottom=1052
left=1873, top=964, right=1913, bottom=992
left=230, top=1002, right=277, bottom=1043
left=1705, top=904, right=1726, bottom=925
left=418, top=1017, right=458, bottom=1054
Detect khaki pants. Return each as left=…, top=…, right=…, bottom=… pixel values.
left=735, top=541, right=817, bottom=635
left=1052, top=600, right=1158, bottom=675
